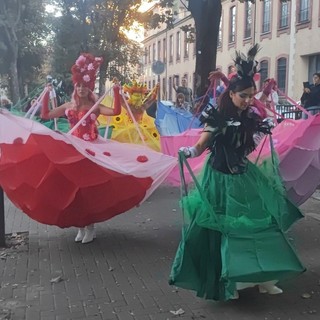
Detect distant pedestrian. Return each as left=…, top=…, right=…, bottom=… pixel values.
left=173, top=93, right=191, bottom=112
left=228, top=65, right=237, bottom=80
left=300, top=72, right=320, bottom=118
left=173, top=76, right=193, bottom=104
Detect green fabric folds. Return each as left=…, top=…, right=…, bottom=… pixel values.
left=169, top=151, right=305, bottom=301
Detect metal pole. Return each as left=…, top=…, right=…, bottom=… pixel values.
left=157, top=74, right=161, bottom=106
left=0, top=187, right=6, bottom=247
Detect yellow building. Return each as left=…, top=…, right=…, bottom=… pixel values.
left=142, top=0, right=320, bottom=102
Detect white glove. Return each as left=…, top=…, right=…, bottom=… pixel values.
left=179, top=146, right=198, bottom=158
left=262, top=117, right=276, bottom=128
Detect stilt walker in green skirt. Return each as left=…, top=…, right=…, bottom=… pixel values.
left=169, top=45, right=305, bottom=301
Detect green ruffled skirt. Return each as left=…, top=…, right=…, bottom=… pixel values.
left=169, top=160, right=305, bottom=301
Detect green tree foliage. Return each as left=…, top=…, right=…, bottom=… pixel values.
left=0, top=0, right=47, bottom=103
left=0, top=0, right=290, bottom=102
left=49, top=0, right=156, bottom=93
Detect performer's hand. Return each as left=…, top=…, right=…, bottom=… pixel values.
left=208, top=71, right=229, bottom=87
left=208, top=71, right=224, bottom=81
left=179, top=146, right=198, bottom=158
left=262, top=79, right=276, bottom=97
left=263, top=117, right=276, bottom=128
left=258, top=117, right=275, bottom=134
left=304, top=88, right=311, bottom=94
left=113, top=84, right=120, bottom=92
left=112, top=77, right=119, bottom=85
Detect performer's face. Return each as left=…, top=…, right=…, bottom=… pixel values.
left=76, top=83, right=89, bottom=97
left=177, top=97, right=184, bottom=105
left=313, top=74, right=320, bottom=85
left=230, top=87, right=255, bottom=111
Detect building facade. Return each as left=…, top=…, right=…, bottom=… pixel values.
left=142, top=0, right=320, bottom=102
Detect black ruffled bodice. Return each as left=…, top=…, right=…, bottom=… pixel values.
left=200, top=105, right=271, bottom=174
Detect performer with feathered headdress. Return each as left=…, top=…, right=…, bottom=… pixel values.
left=169, top=45, right=305, bottom=301
left=208, top=44, right=276, bottom=120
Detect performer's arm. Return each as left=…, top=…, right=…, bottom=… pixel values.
left=142, top=83, right=159, bottom=111
left=208, top=70, right=229, bottom=87
left=173, top=76, right=178, bottom=91
left=259, top=79, right=276, bottom=103
left=99, top=85, right=122, bottom=116
left=40, top=90, right=68, bottom=119
left=180, top=129, right=211, bottom=158
left=143, top=99, right=156, bottom=111
left=193, top=130, right=211, bottom=155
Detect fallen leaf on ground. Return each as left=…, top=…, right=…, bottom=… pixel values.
left=170, top=308, right=185, bottom=315
left=50, top=275, right=63, bottom=283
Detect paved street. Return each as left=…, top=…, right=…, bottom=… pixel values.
left=0, top=186, right=320, bottom=320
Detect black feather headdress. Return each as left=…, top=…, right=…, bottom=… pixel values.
left=233, top=44, right=260, bottom=79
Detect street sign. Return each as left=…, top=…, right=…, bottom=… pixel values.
left=151, top=60, right=165, bottom=75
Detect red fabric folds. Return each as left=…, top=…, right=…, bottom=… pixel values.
left=0, top=134, right=153, bottom=228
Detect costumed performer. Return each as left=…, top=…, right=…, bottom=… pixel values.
left=209, top=66, right=277, bottom=145
left=108, top=80, right=160, bottom=151
left=169, top=45, right=305, bottom=301
left=209, top=67, right=277, bottom=120
left=40, top=53, right=122, bottom=244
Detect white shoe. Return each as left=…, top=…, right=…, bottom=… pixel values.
left=82, top=225, right=96, bottom=244
left=75, top=228, right=85, bottom=242
left=258, top=285, right=268, bottom=293
left=259, top=284, right=283, bottom=295
left=231, top=290, right=239, bottom=300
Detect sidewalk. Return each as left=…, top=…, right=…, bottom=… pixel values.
left=0, top=186, right=320, bottom=320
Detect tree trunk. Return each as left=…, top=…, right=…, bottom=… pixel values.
left=0, top=0, right=22, bottom=103
left=9, top=55, right=20, bottom=104
left=188, top=0, right=222, bottom=97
